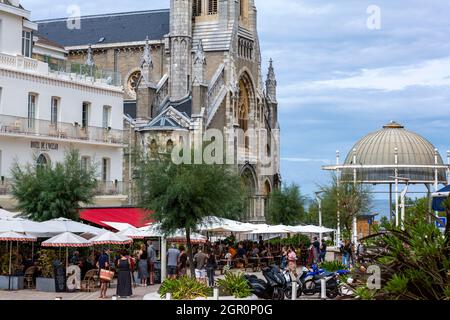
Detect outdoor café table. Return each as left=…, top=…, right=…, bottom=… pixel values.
left=248, top=257, right=262, bottom=271
left=273, top=256, right=283, bottom=266
left=263, top=256, right=274, bottom=266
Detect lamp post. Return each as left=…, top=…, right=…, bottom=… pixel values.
left=390, top=176, right=410, bottom=229
left=447, top=151, right=450, bottom=185
left=315, top=191, right=324, bottom=244
left=336, top=150, right=341, bottom=247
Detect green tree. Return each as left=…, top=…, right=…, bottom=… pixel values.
left=11, top=149, right=97, bottom=221
left=309, top=175, right=372, bottom=235
left=135, top=150, right=246, bottom=277
left=266, top=183, right=306, bottom=225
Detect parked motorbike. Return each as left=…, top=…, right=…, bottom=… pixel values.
left=245, top=265, right=288, bottom=300
left=300, top=266, right=343, bottom=299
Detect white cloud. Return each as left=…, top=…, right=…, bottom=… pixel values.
left=282, top=157, right=331, bottom=164
left=311, top=56, right=450, bottom=91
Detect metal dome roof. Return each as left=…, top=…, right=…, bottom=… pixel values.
left=342, top=121, right=447, bottom=183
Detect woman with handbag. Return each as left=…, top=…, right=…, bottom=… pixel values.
left=116, top=250, right=133, bottom=298
left=96, top=249, right=112, bottom=299
left=137, top=244, right=149, bottom=287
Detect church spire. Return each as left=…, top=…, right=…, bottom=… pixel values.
left=140, top=36, right=154, bottom=84
left=85, top=44, right=94, bottom=67
left=266, top=58, right=277, bottom=102
left=140, top=36, right=153, bottom=69
left=193, top=39, right=206, bottom=85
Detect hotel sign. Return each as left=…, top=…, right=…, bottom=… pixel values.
left=31, top=141, right=59, bottom=151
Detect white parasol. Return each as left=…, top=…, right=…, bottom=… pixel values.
left=0, top=232, right=37, bottom=290
left=90, top=231, right=133, bottom=245
left=41, top=232, right=91, bottom=269
left=198, top=216, right=256, bottom=233
left=39, top=218, right=107, bottom=236
left=117, top=227, right=146, bottom=240
left=0, top=218, right=49, bottom=234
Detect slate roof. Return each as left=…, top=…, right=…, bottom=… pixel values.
left=35, top=9, right=170, bottom=47
left=137, top=107, right=190, bottom=132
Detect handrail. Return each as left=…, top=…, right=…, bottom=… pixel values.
left=0, top=114, right=123, bottom=145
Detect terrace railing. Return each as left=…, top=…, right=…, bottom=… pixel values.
left=0, top=178, right=128, bottom=196
left=0, top=114, right=123, bottom=145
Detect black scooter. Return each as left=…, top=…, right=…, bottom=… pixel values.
left=245, top=266, right=288, bottom=300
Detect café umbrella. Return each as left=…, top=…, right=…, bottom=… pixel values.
left=117, top=227, right=146, bottom=240
left=39, top=218, right=107, bottom=236
left=89, top=232, right=133, bottom=245
left=0, top=231, right=37, bottom=290
left=41, top=232, right=91, bottom=269
left=0, top=218, right=49, bottom=234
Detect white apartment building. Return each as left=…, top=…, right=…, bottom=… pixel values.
left=0, top=1, right=126, bottom=209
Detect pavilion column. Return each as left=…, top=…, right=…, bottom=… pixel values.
left=352, top=149, right=358, bottom=246
left=447, top=151, right=450, bottom=185
left=336, top=150, right=341, bottom=247
left=434, top=149, right=440, bottom=219
left=394, top=148, right=399, bottom=228
left=425, top=184, right=432, bottom=224
left=389, top=184, right=393, bottom=223
left=160, top=237, right=167, bottom=282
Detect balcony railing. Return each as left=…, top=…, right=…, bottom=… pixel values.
left=0, top=52, right=121, bottom=87
left=0, top=179, right=129, bottom=197
left=0, top=179, right=13, bottom=196
left=0, top=114, right=123, bottom=145
left=93, top=181, right=129, bottom=196
left=0, top=52, right=39, bottom=72
left=48, top=60, right=122, bottom=86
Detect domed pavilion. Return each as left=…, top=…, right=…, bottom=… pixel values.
left=323, top=121, right=450, bottom=241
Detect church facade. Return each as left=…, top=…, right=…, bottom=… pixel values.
left=38, top=0, right=281, bottom=223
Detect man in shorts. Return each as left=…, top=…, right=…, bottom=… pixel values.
left=147, top=241, right=157, bottom=285
left=167, top=244, right=180, bottom=279
left=193, top=248, right=208, bottom=284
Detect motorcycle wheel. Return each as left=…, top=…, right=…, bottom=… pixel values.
left=326, top=288, right=339, bottom=299
left=302, top=280, right=316, bottom=296
left=284, top=286, right=303, bottom=299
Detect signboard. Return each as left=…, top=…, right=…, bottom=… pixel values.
left=31, top=141, right=59, bottom=151
left=435, top=217, right=447, bottom=229
left=54, top=265, right=66, bottom=293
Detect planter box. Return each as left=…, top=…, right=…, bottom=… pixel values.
left=36, top=277, right=56, bottom=292
left=143, top=292, right=259, bottom=301
left=0, top=275, right=24, bottom=290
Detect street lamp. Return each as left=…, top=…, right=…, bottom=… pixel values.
left=389, top=176, right=410, bottom=229
left=315, top=191, right=324, bottom=244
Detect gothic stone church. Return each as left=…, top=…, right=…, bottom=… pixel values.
left=38, top=0, right=280, bottom=223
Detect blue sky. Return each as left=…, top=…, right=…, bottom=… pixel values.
left=22, top=0, right=450, bottom=204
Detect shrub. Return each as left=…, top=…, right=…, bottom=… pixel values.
left=267, top=234, right=311, bottom=248
left=159, top=276, right=212, bottom=300
left=320, top=261, right=347, bottom=272
left=361, top=209, right=449, bottom=300
left=37, top=249, right=57, bottom=278
left=216, top=272, right=253, bottom=298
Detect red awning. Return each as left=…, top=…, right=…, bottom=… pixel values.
left=80, top=208, right=154, bottom=229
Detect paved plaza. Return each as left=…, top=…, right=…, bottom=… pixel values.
left=0, top=270, right=322, bottom=301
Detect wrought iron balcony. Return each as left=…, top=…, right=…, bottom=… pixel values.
left=0, top=114, right=123, bottom=145
left=0, top=179, right=129, bottom=197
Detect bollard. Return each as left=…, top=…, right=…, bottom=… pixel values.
left=291, top=282, right=298, bottom=300
left=213, top=287, right=220, bottom=300
left=166, top=292, right=172, bottom=300
left=321, top=278, right=327, bottom=300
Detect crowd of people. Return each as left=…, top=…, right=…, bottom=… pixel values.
left=6, top=236, right=360, bottom=298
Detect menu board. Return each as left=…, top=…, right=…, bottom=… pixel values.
left=54, top=265, right=66, bottom=292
